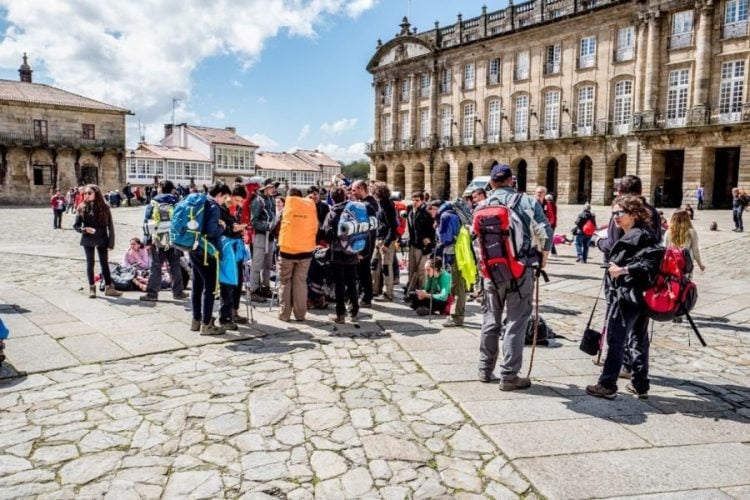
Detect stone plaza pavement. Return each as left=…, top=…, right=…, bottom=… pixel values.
left=0, top=203, right=748, bottom=499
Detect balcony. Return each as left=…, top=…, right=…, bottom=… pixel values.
left=383, top=140, right=395, bottom=151
left=543, top=126, right=560, bottom=139
left=419, top=136, right=433, bottom=149
left=578, top=54, right=595, bottom=69
left=0, top=130, right=125, bottom=150
left=461, top=135, right=475, bottom=146
left=399, top=138, right=414, bottom=150
left=615, top=46, right=634, bottom=62
left=486, top=133, right=501, bottom=144
left=440, top=135, right=453, bottom=147
left=724, top=20, right=749, bottom=38
left=514, top=129, right=529, bottom=141
left=669, top=32, right=693, bottom=49
left=544, top=62, right=561, bottom=75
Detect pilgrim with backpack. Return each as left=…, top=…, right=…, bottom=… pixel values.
left=573, top=203, right=597, bottom=263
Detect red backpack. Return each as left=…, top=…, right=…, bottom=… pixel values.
left=643, top=246, right=698, bottom=322
left=582, top=219, right=596, bottom=237
left=473, top=194, right=527, bottom=285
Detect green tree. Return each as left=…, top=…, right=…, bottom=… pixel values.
left=342, top=160, right=371, bottom=180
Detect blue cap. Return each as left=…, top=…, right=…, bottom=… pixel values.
left=490, top=164, right=512, bottom=181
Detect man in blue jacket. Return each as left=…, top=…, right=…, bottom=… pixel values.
left=437, top=201, right=465, bottom=327
left=140, top=180, right=188, bottom=302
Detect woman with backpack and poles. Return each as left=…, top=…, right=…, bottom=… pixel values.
left=586, top=195, right=662, bottom=400
left=573, top=203, right=597, bottom=263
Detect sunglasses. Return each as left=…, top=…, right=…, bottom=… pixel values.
left=611, top=210, right=628, bottom=217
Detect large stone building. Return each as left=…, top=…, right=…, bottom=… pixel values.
left=0, top=55, right=130, bottom=204
left=366, top=0, right=750, bottom=208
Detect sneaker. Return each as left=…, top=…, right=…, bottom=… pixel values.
left=625, top=383, right=648, bottom=399
left=374, top=294, right=393, bottom=302
left=586, top=383, right=617, bottom=399
left=478, top=371, right=499, bottom=383
left=250, top=292, right=267, bottom=303
left=219, top=320, right=239, bottom=331
left=328, top=314, right=345, bottom=324
left=190, top=319, right=201, bottom=332
left=500, top=376, right=532, bottom=391
left=88, top=286, right=96, bottom=299
left=360, top=300, right=372, bottom=308
left=232, top=310, right=248, bottom=324
left=173, top=291, right=189, bottom=300
left=619, top=367, right=632, bottom=379
left=139, top=294, right=158, bottom=302
left=200, top=320, right=226, bottom=336
left=104, top=285, right=123, bottom=297
left=415, top=306, right=430, bottom=316
left=443, top=317, right=463, bottom=328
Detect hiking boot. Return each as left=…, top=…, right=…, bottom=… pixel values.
left=219, top=319, right=239, bottom=331
left=415, top=306, right=430, bottom=316
left=586, top=383, right=617, bottom=399
left=500, top=376, right=532, bottom=391
left=348, top=312, right=359, bottom=323
left=139, top=294, right=158, bottom=302
left=619, top=367, right=632, bottom=379
left=190, top=319, right=201, bottom=332
left=232, top=310, right=248, bottom=324
left=443, top=317, right=463, bottom=328
left=277, top=315, right=291, bottom=322
left=104, top=285, right=122, bottom=297
left=88, top=286, right=96, bottom=299
left=250, top=292, right=267, bottom=303
left=173, top=291, right=189, bottom=300
left=200, top=320, right=226, bottom=336
left=478, top=371, right=499, bottom=383
left=328, top=314, right=345, bottom=324
left=625, top=383, right=648, bottom=399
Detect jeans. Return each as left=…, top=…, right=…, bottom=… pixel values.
left=333, top=263, right=358, bottom=318
left=598, top=300, right=650, bottom=393
left=145, top=247, right=184, bottom=298
left=575, top=234, right=592, bottom=262
left=357, top=254, right=374, bottom=303
left=190, top=252, right=218, bottom=324
left=733, top=208, right=744, bottom=231
left=278, top=256, right=311, bottom=321
left=84, top=246, right=112, bottom=286
left=697, top=198, right=703, bottom=210
left=479, top=268, right=533, bottom=379
left=53, top=209, right=63, bottom=229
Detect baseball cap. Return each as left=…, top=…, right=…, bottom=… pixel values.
left=490, top=164, right=512, bottom=181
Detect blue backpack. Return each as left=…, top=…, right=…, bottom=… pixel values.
left=170, top=192, right=209, bottom=253
left=337, top=201, right=376, bottom=255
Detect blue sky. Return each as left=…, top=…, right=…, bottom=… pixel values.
left=0, top=1, right=505, bottom=162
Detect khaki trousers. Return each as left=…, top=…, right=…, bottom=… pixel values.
left=372, top=240, right=397, bottom=298
left=278, top=256, right=311, bottom=321
left=406, top=247, right=428, bottom=294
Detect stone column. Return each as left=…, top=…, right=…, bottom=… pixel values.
left=691, top=1, right=714, bottom=122
left=738, top=146, right=750, bottom=191
left=391, top=78, right=400, bottom=145
left=643, top=11, right=661, bottom=113
left=633, top=21, right=648, bottom=114
left=589, top=150, right=608, bottom=205
left=683, top=145, right=710, bottom=207
left=373, top=80, right=382, bottom=145
left=430, top=68, right=439, bottom=140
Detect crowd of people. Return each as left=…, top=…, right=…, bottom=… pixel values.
left=65, top=164, right=742, bottom=399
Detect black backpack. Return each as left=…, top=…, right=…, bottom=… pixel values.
left=500, top=314, right=555, bottom=346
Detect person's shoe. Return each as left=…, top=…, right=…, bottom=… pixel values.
left=575, top=257, right=582, bottom=263
left=586, top=383, right=617, bottom=399
left=415, top=306, right=430, bottom=317
left=219, top=320, right=239, bottom=331
left=619, top=367, right=632, bottom=379
left=190, top=319, right=201, bottom=332
left=443, top=317, right=463, bottom=328
left=250, top=292, right=267, bottom=303
left=625, top=383, right=648, bottom=399
left=328, top=314, right=345, bottom=324
left=104, top=285, right=123, bottom=297
left=360, top=300, right=372, bottom=308
left=374, top=294, right=393, bottom=302
left=732, top=228, right=739, bottom=232
left=139, top=294, right=158, bottom=302
left=277, top=315, right=291, bottom=322
left=478, top=371, right=499, bottom=383
left=173, top=291, right=189, bottom=300
left=232, top=310, right=248, bottom=324
left=200, top=320, right=226, bottom=336
left=500, top=376, right=532, bottom=391
left=348, top=312, right=359, bottom=323
left=88, top=286, right=96, bottom=299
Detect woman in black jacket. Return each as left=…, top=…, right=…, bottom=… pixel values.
left=587, top=195, right=661, bottom=400
left=73, top=185, right=122, bottom=298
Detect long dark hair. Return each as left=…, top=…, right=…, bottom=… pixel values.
left=80, top=184, right=111, bottom=225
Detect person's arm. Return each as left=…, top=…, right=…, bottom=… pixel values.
left=322, top=210, right=337, bottom=243
left=429, top=271, right=451, bottom=302
left=122, top=250, right=133, bottom=267
left=73, top=211, right=84, bottom=233
left=690, top=229, right=705, bottom=270
left=250, top=198, right=269, bottom=233
left=204, top=203, right=225, bottom=239
left=382, top=204, right=398, bottom=246
left=107, top=212, right=116, bottom=250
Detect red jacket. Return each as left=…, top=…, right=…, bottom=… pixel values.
left=50, top=194, right=66, bottom=210
left=544, top=201, right=557, bottom=229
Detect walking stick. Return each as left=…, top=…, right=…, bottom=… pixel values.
left=269, top=263, right=281, bottom=312
left=526, top=267, right=546, bottom=378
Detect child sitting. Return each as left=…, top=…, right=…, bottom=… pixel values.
left=408, top=257, right=452, bottom=316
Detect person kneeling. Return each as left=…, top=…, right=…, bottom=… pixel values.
left=409, top=257, right=451, bottom=316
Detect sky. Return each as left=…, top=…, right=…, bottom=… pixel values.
left=0, top=0, right=506, bottom=163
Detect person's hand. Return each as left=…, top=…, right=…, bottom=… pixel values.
left=218, top=220, right=226, bottom=228
left=540, top=251, right=549, bottom=270
left=84, top=227, right=96, bottom=234
left=608, top=263, right=627, bottom=278
left=416, top=290, right=427, bottom=300
left=699, top=264, right=706, bottom=272
left=422, top=237, right=430, bottom=246
left=380, top=244, right=388, bottom=253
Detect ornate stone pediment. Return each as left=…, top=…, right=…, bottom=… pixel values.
left=367, top=36, right=434, bottom=72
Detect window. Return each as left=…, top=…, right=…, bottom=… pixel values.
left=514, top=95, right=529, bottom=141
left=671, top=10, right=694, bottom=49
left=81, top=124, right=95, bottom=140
left=382, top=81, right=392, bottom=103
left=515, top=51, right=530, bottom=80
left=719, top=60, right=745, bottom=123
left=462, top=102, right=475, bottom=144
left=579, top=36, right=596, bottom=68
left=33, top=165, right=52, bottom=185
left=382, top=114, right=392, bottom=143
left=616, top=26, right=635, bottom=61
left=544, top=44, right=561, bottom=75
left=666, top=69, right=690, bottom=127
left=420, top=73, right=431, bottom=98
left=724, top=0, right=749, bottom=38
left=33, top=119, right=48, bottom=142
left=440, top=107, right=452, bottom=144
left=400, top=111, right=410, bottom=147
left=214, top=146, right=254, bottom=172
left=613, top=80, right=633, bottom=134
left=400, top=79, right=410, bottom=102
left=488, top=58, right=501, bottom=85
left=419, top=108, right=430, bottom=142
left=487, top=99, right=501, bottom=142
left=544, top=90, right=560, bottom=138
left=440, top=68, right=452, bottom=94
left=463, top=63, right=476, bottom=90
left=577, top=86, right=595, bottom=136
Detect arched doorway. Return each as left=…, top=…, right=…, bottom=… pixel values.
left=432, top=162, right=450, bottom=201
left=608, top=154, right=627, bottom=203
left=544, top=158, right=558, bottom=196
left=576, top=156, right=593, bottom=203
left=393, top=164, right=405, bottom=196
left=376, top=164, right=387, bottom=183
left=516, top=160, right=528, bottom=193
left=412, top=163, right=425, bottom=194
left=483, top=159, right=499, bottom=177
left=80, top=165, right=99, bottom=185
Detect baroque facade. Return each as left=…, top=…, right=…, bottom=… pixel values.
left=0, top=55, right=129, bottom=204
left=366, top=0, right=750, bottom=208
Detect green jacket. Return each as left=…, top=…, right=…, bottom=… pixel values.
left=424, top=270, right=452, bottom=302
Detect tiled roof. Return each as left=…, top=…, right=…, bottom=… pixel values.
left=0, top=79, right=129, bottom=113
left=294, top=149, right=341, bottom=168
left=256, top=152, right=320, bottom=172
left=131, top=144, right=211, bottom=162
left=185, top=125, right=258, bottom=148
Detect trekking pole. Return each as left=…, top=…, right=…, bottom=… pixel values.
left=684, top=312, right=707, bottom=347
left=269, top=262, right=281, bottom=312
left=526, top=267, right=543, bottom=378
left=427, top=245, right=438, bottom=324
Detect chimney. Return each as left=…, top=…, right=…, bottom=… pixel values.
left=18, top=53, right=32, bottom=83
left=164, top=124, right=174, bottom=139
left=225, top=126, right=236, bottom=134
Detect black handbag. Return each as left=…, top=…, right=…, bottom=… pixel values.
left=580, top=277, right=604, bottom=356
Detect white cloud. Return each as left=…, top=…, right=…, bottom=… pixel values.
left=257, top=96, right=267, bottom=104
left=211, top=110, right=226, bottom=120
left=320, top=117, right=358, bottom=135
left=230, top=79, right=242, bottom=87
left=247, top=133, right=279, bottom=150
left=0, top=0, right=377, bottom=145
left=297, top=124, right=310, bottom=142
left=315, top=142, right=367, bottom=163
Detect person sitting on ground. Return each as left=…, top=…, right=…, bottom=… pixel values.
left=122, top=237, right=150, bottom=271
left=408, top=257, right=452, bottom=316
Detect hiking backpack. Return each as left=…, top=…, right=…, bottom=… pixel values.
left=146, top=201, right=174, bottom=248
left=336, top=201, right=377, bottom=255
left=581, top=219, right=596, bottom=237
left=473, top=193, right=529, bottom=285
left=452, top=197, right=474, bottom=227
left=643, top=246, right=698, bottom=321
left=170, top=192, right=209, bottom=252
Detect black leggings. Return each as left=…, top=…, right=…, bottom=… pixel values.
left=191, top=252, right=218, bottom=324
left=84, top=246, right=111, bottom=286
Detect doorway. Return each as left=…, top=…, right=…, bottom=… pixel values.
left=713, top=148, right=740, bottom=209
left=576, top=156, right=593, bottom=203
left=516, top=160, right=528, bottom=193
left=545, top=159, right=558, bottom=197
left=80, top=165, right=99, bottom=185
left=662, top=150, right=684, bottom=207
